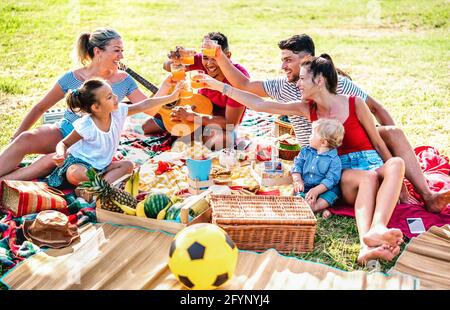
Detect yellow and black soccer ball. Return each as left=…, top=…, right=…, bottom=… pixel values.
left=168, top=223, right=238, bottom=290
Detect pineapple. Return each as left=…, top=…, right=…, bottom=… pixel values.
left=79, top=168, right=137, bottom=213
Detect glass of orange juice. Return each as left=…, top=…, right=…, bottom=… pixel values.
left=191, top=70, right=204, bottom=89
left=179, top=78, right=193, bottom=99
left=180, top=48, right=196, bottom=65
left=171, top=63, right=186, bottom=82
left=202, top=39, right=218, bottom=57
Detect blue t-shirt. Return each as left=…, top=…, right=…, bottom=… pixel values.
left=290, top=146, right=342, bottom=190
left=57, top=70, right=138, bottom=123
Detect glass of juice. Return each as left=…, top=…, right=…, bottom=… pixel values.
left=179, top=78, right=193, bottom=99
left=171, top=63, right=186, bottom=82
left=191, top=70, right=205, bottom=89
left=180, top=48, right=196, bottom=65
left=202, top=39, right=218, bottom=57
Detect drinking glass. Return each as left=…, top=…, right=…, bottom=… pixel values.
left=171, top=63, right=186, bottom=82
left=202, top=39, right=218, bottom=57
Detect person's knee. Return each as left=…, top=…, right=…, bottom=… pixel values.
left=122, top=161, right=134, bottom=174
left=66, top=165, right=88, bottom=186
left=14, top=131, right=35, bottom=151
left=386, top=157, right=405, bottom=175
left=378, top=126, right=406, bottom=144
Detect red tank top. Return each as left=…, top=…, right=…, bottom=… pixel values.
left=309, top=95, right=375, bottom=156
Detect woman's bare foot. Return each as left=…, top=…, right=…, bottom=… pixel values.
left=363, top=226, right=403, bottom=248
left=322, top=209, right=332, bottom=219
left=423, top=189, right=450, bottom=213
left=357, top=245, right=398, bottom=265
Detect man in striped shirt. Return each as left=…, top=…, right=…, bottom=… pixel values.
left=212, top=34, right=449, bottom=212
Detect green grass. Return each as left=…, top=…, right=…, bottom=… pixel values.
left=0, top=0, right=449, bottom=277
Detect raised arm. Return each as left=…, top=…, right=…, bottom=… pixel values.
left=200, top=75, right=309, bottom=117
left=214, top=49, right=268, bottom=97
left=354, top=97, right=393, bottom=161
left=12, top=83, right=65, bottom=140
left=127, top=77, right=181, bottom=116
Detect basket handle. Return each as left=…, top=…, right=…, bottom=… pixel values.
left=45, top=186, right=66, bottom=197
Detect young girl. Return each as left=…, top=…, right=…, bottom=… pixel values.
left=291, top=119, right=344, bottom=218
left=198, top=55, right=405, bottom=265
left=48, top=77, right=180, bottom=187
left=0, top=28, right=153, bottom=181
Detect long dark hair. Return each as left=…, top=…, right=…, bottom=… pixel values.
left=301, top=54, right=338, bottom=94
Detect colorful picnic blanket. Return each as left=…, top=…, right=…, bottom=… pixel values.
left=0, top=194, right=95, bottom=271
left=329, top=146, right=450, bottom=239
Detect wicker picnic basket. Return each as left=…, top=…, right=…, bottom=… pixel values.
left=277, top=146, right=300, bottom=161
left=210, top=195, right=316, bottom=254
left=274, top=116, right=295, bottom=137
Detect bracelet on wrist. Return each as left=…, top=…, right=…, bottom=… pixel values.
left=222, top=84, right=231, bottom=96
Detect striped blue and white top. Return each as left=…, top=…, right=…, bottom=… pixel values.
left=57, top=71, right=138, bottom=123
left=263, top=75, right=368, bottom=146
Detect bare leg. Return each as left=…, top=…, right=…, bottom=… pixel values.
left=341, top=169, right=379, bottom=246
left=310, top=198, right=329, bottom=212
left=378, top=126, right=450, bottom=212
left=103, top=160, right=134, bottom=184
left=66, top=164, right=89, bottom=186
left=363, top=157, right=405, bottom=248
left=0, top=153, right=56, bottom=181
left=142, top=118, right=165, bottom=135
left=0, top=125, right=62, bottom=178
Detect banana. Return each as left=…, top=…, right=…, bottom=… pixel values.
left=156, top=201, right=173, bottom=220
left=131, top=169, right=140, bottom=198
left=124, top=174, right=133, bottom=195
left=136, top=200, right=147, bottom=217
left=112, top=199, right=136, bottom=216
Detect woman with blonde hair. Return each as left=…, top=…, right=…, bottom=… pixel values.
left=0, top=28, right=159, bottom=181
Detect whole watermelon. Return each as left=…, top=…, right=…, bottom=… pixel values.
left=144, top=193, right=172, bottom=218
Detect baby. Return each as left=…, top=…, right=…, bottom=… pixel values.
left=291, top=119, right=345, bottom=218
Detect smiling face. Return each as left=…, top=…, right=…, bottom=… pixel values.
left=297, top=65, right=318, bottom=100
left=201, top=53, right=223, bottom=79
left=95, top=38, right=124, bottom=70
left=93, top=83, right=118, bottom=114
left=280, top=50, right=310, bottom=83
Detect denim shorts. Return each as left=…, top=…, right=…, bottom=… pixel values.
left=56, top=118, right=74, bottom=138
left=339, top=150, right=384, bottom=171
left=47, top=154, right=106, bottom=187
left=296, top=184, right=341, bottom=207
left=153, top=117, right=166, bottom=130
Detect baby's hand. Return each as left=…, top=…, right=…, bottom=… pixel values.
left=53, top=153, right=66, bottom=167
left=293, top=180, right=304, bottom=194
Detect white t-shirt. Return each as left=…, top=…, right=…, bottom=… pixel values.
left=263, top=75, right=368, bottom=146
left=68, top=103, right=129, bottom=170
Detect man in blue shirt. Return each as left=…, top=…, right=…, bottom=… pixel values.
left=291, top=119, right=344, bottom=217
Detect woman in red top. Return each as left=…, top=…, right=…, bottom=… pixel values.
left=199, top=54, right=405, bottom=265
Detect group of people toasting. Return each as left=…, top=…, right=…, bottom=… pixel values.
left=0, top=28, right=448, bottom=265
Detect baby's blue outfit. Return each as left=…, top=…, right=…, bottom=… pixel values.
left=291, top=146, right=342, bottom=206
